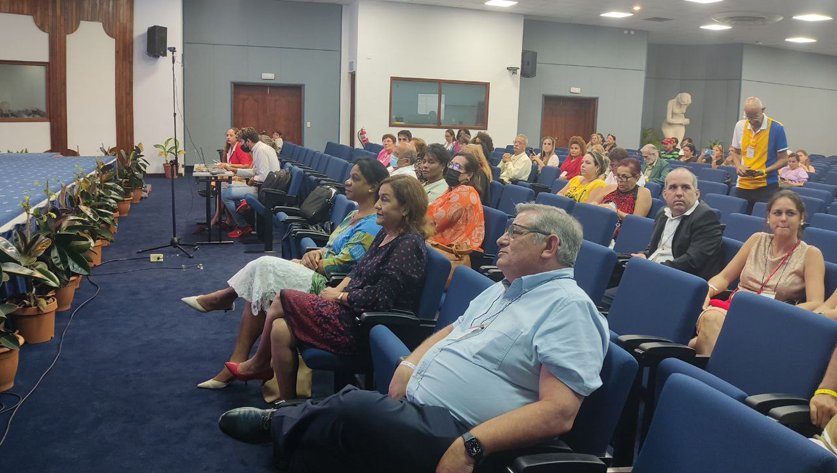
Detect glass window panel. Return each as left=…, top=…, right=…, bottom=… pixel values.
left=440, top=82, right=486, bottom=127
left=391, top=80, right=438, bottom=126
left=0, top=63, right=48, bottom=119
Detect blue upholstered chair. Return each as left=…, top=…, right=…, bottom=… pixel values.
left=572, top=202, right=618, bottom=246
left=574, top=240, right=617, bottom=306
left=612, top=215, right=654, bottom=255
left=723, top=213, right=767, bottom=242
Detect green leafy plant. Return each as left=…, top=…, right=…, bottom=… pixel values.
left=65, top=162, right=122, bottom=243
left=0, top=302, right=20, bottom=350
left=9, top=195, right=60, bottom=310
left=154, top=138, right=186, bottom=162
left=117, top=144, right=148, bottom=193
left=641, top=128, right=662, bottom=149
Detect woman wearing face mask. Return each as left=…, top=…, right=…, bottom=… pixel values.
left=426, top=152, right=486, bottom=254
left=557, top=151, right=608, bottom=203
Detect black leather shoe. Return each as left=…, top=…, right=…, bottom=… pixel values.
left=218, top=407, right=275, bottom=444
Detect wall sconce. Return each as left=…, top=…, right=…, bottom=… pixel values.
left=507, top=66, right=520, bottom=75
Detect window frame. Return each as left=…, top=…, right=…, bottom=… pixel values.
left=0, top=60, right=50, bottom=123
left=388, top=76, right=489, bottom=130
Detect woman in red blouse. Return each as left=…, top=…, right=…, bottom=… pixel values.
left=560, top=135, right=586, bottom=180
left=212, top=128, right=253, bottom=227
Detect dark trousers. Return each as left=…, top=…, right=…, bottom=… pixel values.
left=271, top=386, right=469, bottom=473
left=733, top=183, right=779, bottom=214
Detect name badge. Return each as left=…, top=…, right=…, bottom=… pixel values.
left=746, top=147, right=755, bottom=159
left=758, top=292, right=776, bottom=300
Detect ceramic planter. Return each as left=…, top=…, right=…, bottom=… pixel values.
left=132, top=187, right=142, bottom=203
left=0, top=334, right=25, bottom=392
left=10, top=298, right=57, bottom=344
left=55, top=275, right=81, bottom=312
left=117, top=196, right=132, bottom=216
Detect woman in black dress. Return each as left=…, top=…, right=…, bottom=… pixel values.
left=226, top=175, right=431, bottom=401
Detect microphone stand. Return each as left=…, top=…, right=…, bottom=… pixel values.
left=138, top=47, right=193, bottom=258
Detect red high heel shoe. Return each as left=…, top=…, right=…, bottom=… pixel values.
left=225, top=362, right=274, bottom=382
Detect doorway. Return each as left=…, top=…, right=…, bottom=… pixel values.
left=232, top=84, right=303, bottom=145
left=540, top=96, right=598, bottom=148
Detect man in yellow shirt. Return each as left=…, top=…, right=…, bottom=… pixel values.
left=729, top=96, right=789, bottom=213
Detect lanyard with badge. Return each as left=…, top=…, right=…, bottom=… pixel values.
left=756, top=240, right=801, bottom=299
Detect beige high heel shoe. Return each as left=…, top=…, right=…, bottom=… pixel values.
left=181, top=296, right=235, bottom=313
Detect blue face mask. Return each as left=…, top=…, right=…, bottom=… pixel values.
left=390, top=155, right=399, bottom=168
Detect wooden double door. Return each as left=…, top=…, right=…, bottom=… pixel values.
left=540, top=96, right=597, bottom=148
left=233, top=84, right=303, bottom=145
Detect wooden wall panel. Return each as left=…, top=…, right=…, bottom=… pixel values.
left=0, top=0, right=133, bottom=152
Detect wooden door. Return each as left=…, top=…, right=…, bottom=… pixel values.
left=233, top=84, right=303, bottom=145
left=541, top=96, right=598, bottom=148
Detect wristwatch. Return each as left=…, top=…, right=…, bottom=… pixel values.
left=461, top=432, right=484, bottom=464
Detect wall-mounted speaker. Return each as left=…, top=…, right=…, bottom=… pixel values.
left=521, top=50, right=537, bottom=78
left=147, top=25, right=168, bottom=58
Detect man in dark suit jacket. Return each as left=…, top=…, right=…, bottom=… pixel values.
left=633, top=168, right=723, bottom=280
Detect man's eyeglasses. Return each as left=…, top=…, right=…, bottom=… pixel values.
left=505, top=223, right=552, bottom=240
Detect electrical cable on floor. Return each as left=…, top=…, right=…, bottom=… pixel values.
left=90, top=264, right=204, bottom=276
left=0, top=393, right=21, bottom=415
left=96, top=256, right=148, bottom=267
left=0, top=275, right=101, bottom=448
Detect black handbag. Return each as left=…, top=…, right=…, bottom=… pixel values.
left=259, top=170, right=293, bottom=209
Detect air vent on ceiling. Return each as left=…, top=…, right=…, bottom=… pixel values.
left=712, top=12, right=783, bottom=26
left=643, top=17, right=673, bottom=22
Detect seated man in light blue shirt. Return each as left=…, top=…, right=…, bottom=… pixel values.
left=218, top=203, right=610, bottom=473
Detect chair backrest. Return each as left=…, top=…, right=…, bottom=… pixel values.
left=701, top=194, right=748, bottom=225
left=792, top=186, right=833, bottom=204
left=634, top=374, right=837, bottom=473
left=697, top=180, right=728, bottom=196
left=287, top=166, right=304, bottom=198
left=534, top=192, right=575, bottom=214
left=562, top=342, right=638, bottom=456
left=695, top=167, right=728, bottom=183
left=709, top=292, right=837, bottom=397
left=482, top=206, right=509, bottom=258
left=489, top=181, right=504, bottom=209
left=608, top=258, right=707, bottom=344
left=497, top=184, right=534, bottom=216
left=804, top=227, right=837, bottom=264
left=323, top=141, right=340, bottom=158
left=351, top=148, right=376, bottom=162
left=720, top=236, right=743, bottom=271
left=648, top=197, right=664, bottom=218
left=415, top=247, right=452, bottom=320
left=809, top=213, right=837, bottom=232
left=574, top=240, right=617, bottom=305
left=798, top=195, right=828, bottom=215
left=328, top=194, right=356, bottom=227
left=436, top=267, right=494, bottom=328
left=827, top=261, right=837, bottom=295
left=612, top=215, right=655, bottom=254
left=536, top=165, right=561, bottom=185
left=491, top=165, right=501, bottom=181
left=805, top=182, right=837, bottom=199
left=830, top=201, right=837, bottom=215
left=751, top=201, right=767, bottom=217
left=644, top=181, right=661, bottom=198
left=723, top=213, right=766, bottom=242
left=572, top=202, right=618, bottom=246
left=364, top=142, right=384, bottom=154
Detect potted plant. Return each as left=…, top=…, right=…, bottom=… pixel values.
left=66, top=163, right=120, bottom=260
left=4, top=197, right=61, bottom=344
left=0, top=302, right=23, bottom=392
left=154, top=138, right=185, bottom=179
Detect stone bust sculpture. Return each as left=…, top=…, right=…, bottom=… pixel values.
left=661, top=92, right=692, bottom=143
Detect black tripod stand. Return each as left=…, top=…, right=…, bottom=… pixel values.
left=138, top=46, right=193, bottom=258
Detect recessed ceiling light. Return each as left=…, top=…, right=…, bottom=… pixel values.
left=700, top=23, right=732, bottom=30
left=632, top=5, right=642, bottom=12
left=484, top=0, right=517, bottom=7
left=785, top=37, right=817, bottom=43
left=601, top=11, right=634, bottom=18
left=685, top=0, right=723, bottom=4
left=792, top=14, right=832, bottom=22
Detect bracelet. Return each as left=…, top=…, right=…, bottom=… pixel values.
left=399, top=360, right=417, bottom=371
left=815, top=388, right=837, bottom=399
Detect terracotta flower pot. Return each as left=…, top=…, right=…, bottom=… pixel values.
left=132, top=187, right=143, bottom=203
left=71, top=274, right=82, bottom=289
left=56, top=276, right=80, bottom=311
left=117, top=196, right=132, bottom=216
left=0, top=334, right=25, bottom=392
left=87, top=241, right=103, bottom=267
left=164, top=162, right=178, bottom=179
left=10, top=298, right=58, bottom=344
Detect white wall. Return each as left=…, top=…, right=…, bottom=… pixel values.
left=133, top=0, right=184, bottom=173
left=0, top=12, right=50, bottom=152
left=741, top=45, right=837, bottom=156
left=352, top=1, right=523, bottom=146
left=66, top=21, right=116, bottom=155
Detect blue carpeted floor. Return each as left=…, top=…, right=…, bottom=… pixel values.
left=1, top=175, right=316, bottom=471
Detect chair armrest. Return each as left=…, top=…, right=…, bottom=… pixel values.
left=292, top=229, right=330, bottom=240
left=768, top=404, right=820, bottom=437
left=634, top=341, right=696, bottom=366
left=529, top=183, right=551, bottom=194
left=745, top=393, right=809, bottom=414
left=508, top=453, right=607, bottom=473
left=273, top=206, right=303, bottom=216
left=359, top=311, right=421, bottom=328
left=616, top=335, right=674, bottom=351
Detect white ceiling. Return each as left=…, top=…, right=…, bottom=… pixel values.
left=308, top=0, right=837, bottom=57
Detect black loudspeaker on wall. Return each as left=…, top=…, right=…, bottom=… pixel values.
left=147, top=25, right=168, bottom=58
left=521, top=50, right=537, bottom=78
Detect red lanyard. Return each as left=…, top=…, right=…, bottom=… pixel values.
left=758, top=241, right=801, bottom=294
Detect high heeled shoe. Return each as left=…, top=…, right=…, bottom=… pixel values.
left=225, top=362, right=274, bottom=382
left=197, top=378, right=230, bottom=390
left=181, top=295, right=235, bottom=313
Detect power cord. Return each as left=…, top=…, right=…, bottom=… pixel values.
left=90, top=264, right=204, bottom=276
left=0, top=275, right=101, bottom=448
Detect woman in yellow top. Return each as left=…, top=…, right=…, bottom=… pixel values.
left=557, top=151, right=607, bottom=203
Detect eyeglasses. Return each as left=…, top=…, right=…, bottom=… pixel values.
left=448, top=162, right=464, bottom=172
left=616, top=174, right=636, bottom=182
left=505, top=223, right=552, bottom=240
